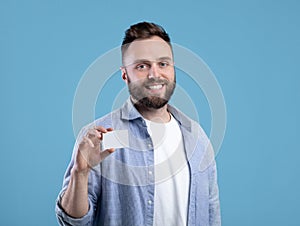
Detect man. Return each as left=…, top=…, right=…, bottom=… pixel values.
left=56, top=22, right=221, bottom=226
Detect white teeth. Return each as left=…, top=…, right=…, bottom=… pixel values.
left=148, top=85, right=163, bottom=90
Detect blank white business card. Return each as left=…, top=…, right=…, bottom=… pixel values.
left=102, top=130, right=129, bottom=150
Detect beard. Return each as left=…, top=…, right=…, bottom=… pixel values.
left=128, top=77, right=176, bottom=109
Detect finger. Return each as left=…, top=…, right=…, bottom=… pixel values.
left=93, top=127, right=114, bottom=140
left=100, top=148, right=115, bottom=160
left=94, top=126, right=108, bottom=133
left=106, top=148, right=115, bottom=153
left=87, top=129, right=102, bottom=139
left=106, top=128, right=114, bottom=132
left=87, top=129, right=104, bottom=145
left=89, top=129, right=104, bottom=141
left=83, top=136, right=95, bottom=148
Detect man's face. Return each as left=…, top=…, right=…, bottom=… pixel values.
left=122, top=36, right=176, bottom=109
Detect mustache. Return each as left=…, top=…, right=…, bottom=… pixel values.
left=143, top=78, right=170, bottom=86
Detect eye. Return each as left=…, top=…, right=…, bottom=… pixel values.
left=159, top=61, right=170, bottom=68
left=136, top=63, right=150, bottom=71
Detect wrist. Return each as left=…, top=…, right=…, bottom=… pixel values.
left=72, top=164, right=91, bottom=177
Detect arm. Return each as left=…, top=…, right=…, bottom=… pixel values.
left=200, top=139, right=221, bottom=226
left=60, top=160, right=90, bottom=218
left=208, top=160, right=221, bottom=226
left=56, top=126, right=115, bottom=225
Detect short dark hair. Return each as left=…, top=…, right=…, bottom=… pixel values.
left=121, top=22, right=172, bottom=63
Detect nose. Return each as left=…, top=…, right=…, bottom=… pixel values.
left=148, top=63, right=160, bottom=79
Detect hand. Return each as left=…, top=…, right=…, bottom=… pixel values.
left=74, top=126, right=115, bottom=174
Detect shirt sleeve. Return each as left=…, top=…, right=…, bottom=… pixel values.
left=55, top=191, right=94, bottom=226
left=208, top=160, right=221, bottom=226
left=198, top=135, right=221, bottom=226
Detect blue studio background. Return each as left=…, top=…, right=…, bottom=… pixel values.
left=1, top=0, right=299, bottom=226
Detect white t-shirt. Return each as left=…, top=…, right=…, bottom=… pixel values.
left=145, top=114, right=190, bottom=226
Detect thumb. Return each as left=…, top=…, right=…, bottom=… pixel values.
left=100, top=148, right=115, bottom=160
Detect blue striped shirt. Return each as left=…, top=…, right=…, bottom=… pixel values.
left=55, top=99, right=221, bottom=226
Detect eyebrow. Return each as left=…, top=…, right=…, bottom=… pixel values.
left=157, top=56, right=173, bottom=61
left=132, top=56, right=173, bottom=64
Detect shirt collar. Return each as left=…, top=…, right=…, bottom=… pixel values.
left=120, top=98, right=143, bottom=121
left=121, top=98, right=192, bottom=132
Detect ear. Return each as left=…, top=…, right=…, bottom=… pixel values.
left=120, top=67, right=128, bottom=84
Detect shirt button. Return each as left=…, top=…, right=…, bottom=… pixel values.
left=148, top=171, right=153, bottom=175
left=147, top=143, right=152, bottom=148
left=148, top=200, right=152, bottom=205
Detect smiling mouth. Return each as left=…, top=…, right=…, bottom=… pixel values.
left=146, top=84, right=164, bottom=90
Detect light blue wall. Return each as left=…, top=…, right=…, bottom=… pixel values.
left=1, top=0, right=299, bottom=225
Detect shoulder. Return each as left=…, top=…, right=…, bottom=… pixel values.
left=94, top=108, right=122, bottom=128
left=77, top=108, right=123, bottom=137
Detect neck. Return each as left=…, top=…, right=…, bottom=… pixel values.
left=132, top=98, right=171, bottom=123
